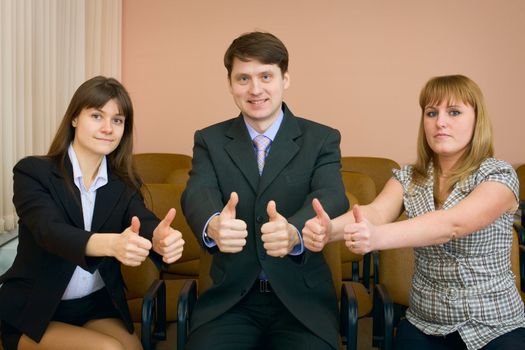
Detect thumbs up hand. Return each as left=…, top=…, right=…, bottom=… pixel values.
left=343, top=205, right=374, bottom=255
left=261, top=201, right=299, bottom=257
left=302, top=198, right=332, bottom=252
left=152, top=208, right=185, bottom=264
left=115, top=216, right=153, bottom=266
left=207, top=192, right=248, bottom=253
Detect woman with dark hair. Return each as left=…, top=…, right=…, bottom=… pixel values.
left=303, top=75, right=525, bottom=349
left=0, top=76, right=184, bottom=350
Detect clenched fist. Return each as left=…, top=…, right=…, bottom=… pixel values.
left=152, top=208, right=185, bottom=264
left=207, top=192, right=248, bottom=253
left=261, top=200, right=299, bottom=257
left=302, top=198, right=332, bottom=252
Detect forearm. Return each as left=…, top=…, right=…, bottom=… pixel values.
left=373, top=210, right=460, bottom=250
left=182, top=131, right=225, bottom=242
left=329, top=211, right=354, bottom=242
left=372, top=181, right=517, bottom=250
left=290, top=128, right=348, bottom=225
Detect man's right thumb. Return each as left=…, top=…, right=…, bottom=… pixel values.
left=224, top=192, right=238, bottom=213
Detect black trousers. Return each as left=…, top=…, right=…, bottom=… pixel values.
left=185, top=281, right=334, bottom=350
left=395, top=318, right=525, bottom=350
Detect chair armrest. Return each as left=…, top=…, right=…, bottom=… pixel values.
left=141, top=279, right=167, bottom=350
left=340, top=282, right=358, bottom=350
left=372, top=251, right=380, bottom=285
left=362, top=252, right=371, bottom=290
left=372, top=284, right=394, bottom=350
left=177, top=279, right=197, bottom=350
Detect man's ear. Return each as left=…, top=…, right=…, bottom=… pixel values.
left=227, top=77, right=233, bottom=94
left=283, top=72, right=290, bottom=90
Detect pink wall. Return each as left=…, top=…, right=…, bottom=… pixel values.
left=122, top=0, right=525, bottom=165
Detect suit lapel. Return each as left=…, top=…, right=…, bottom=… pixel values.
left=258, top=107, right=301, bottom=195
left=50, top=160, right=84, bottom=228
left=91, top=172, right=126, bottom=233
left=224, top=117, right=260, bottom=193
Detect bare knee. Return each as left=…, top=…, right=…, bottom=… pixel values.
left=96, top=336, right=126, bottom=350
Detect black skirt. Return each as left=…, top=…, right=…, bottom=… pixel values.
left=0, top=287, right=120, bottom=350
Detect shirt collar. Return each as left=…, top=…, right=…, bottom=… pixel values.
left=67, top=144, right=108, bottom=191
left=243, top=108, right=284, bottom=142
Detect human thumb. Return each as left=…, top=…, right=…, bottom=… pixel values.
left=267, top=200, right=280, bottom=221
left=130, top=216, right=141, bottom=234
left=352, top=204, right=363, bottom=223
left=312, top=198, right=330, bottom=227
left=222, top=192, right=238, bottom=219
left=313, top=198, right=326, bottom=219
left=160, top=208, right=176, bottom=230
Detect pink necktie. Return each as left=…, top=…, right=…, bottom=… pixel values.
left=253, top=135, right=271, bottom=175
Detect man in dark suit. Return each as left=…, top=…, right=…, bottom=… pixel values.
left=181, top=31, right=349, bottom=350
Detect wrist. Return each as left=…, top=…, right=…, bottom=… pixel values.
left=86, top=233, right=114, bottom=257
left=372, top=224, right=386, bottom=251
left=105, top=234, right=117, bottom=257
left=288, top=224, right=300, bottom=246
left=207, top=216, right=219, bottom=241
left=326, top=221, right=334, bottom=240
left=329, top=227, right=344, bottom=243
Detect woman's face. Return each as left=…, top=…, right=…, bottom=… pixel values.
left=71, top=98, right=125, bottom=160
left=423, top=99, right=476, bottom=163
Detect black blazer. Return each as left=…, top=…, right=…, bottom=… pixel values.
left=181, top=104, right=349, bottom=349
left=0, top=156, right=161, bottom=342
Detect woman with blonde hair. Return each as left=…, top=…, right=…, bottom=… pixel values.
left=303, top=75, right=525, bottom=349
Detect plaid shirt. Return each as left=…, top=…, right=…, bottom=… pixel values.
left=393, top=158, right=525, bottom=350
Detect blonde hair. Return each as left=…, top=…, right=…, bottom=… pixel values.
left=412, top=75, right=494, bottom=201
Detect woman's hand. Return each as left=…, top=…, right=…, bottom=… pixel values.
left=112, top=216, right=152, bottom=266
left=152, top=208, right=185, bottom=264
left=344, top=205, right=376, bottom=255
left=302, top=198, right=333, bottom=252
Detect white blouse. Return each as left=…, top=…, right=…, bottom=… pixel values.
left=61, top=145, right=107, bottom=300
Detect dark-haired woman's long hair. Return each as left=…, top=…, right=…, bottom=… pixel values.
left=47, top=76, right=142, bottom=193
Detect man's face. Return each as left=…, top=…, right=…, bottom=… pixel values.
left=229, top=58, right=290, bottom=132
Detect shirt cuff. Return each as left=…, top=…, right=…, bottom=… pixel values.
left=288, top=224, right=304, bottom=256
left=202, top=212, right=220, bottom=248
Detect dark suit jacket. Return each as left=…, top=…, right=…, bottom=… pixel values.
left=0, top=156, right=161, bottom=342
left=181, top=103, right=349, bottom=349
